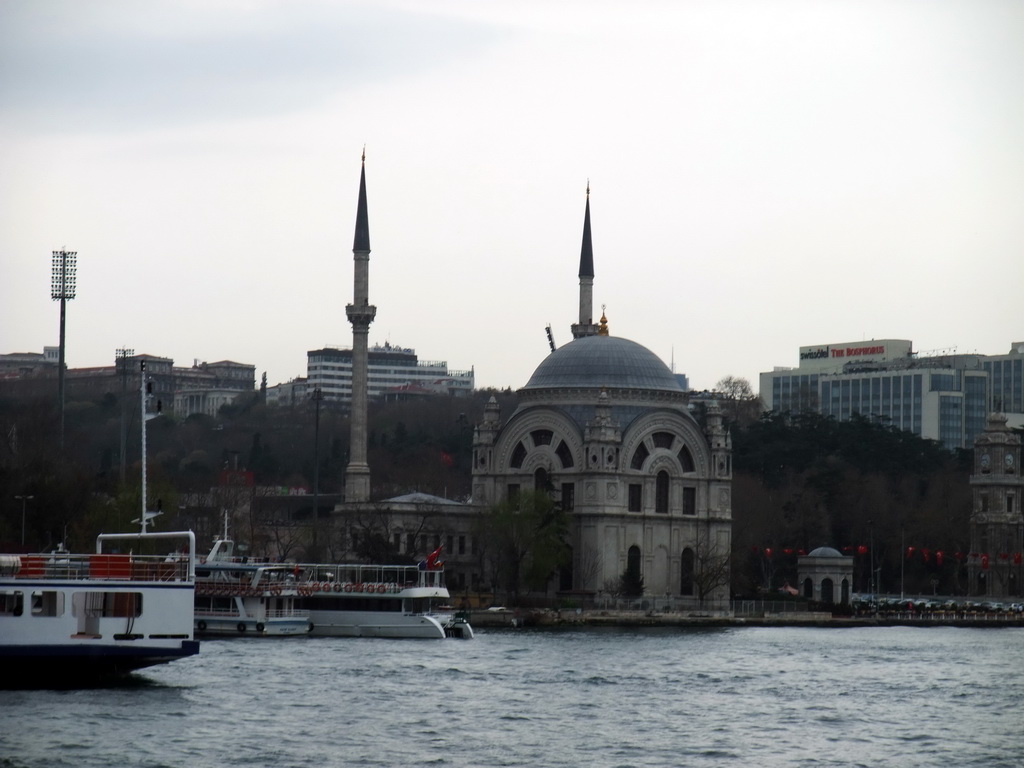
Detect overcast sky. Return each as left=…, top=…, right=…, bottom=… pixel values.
left=2, top=0, right=1022, bottom=393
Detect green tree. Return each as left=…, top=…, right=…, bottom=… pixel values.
left=619, top=565, right=645, bottom=598
left=482, top=490, right=569, bottom=602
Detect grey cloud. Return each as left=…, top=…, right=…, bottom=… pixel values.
left=0, top=0, right=505, bottom=131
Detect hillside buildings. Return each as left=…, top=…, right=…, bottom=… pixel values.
left=0, top=350, right=254, bottom=418
left=760, top=339, right=1024, bottom=450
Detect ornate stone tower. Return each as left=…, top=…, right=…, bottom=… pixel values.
left=968, top=413, right=1023, bottom=597
left=344, top=151, right=376, bottom=503
left=570, top=184, right=600, bottom=340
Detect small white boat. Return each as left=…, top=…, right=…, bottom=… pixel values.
left=292, top=551, right=473, bottom=639
left=194, top=534, right=311, bottom=637
left=0, top=530, right=199, bottom=686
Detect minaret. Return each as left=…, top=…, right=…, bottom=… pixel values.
left=344, top=150, right=377, bottom=502
left=570, top=184, right=600, bottom=339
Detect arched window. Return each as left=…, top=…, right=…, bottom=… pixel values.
left=559, top=546, right=573, bottom=592
left=630, top=443, right=650, bottom=470
left=841, top=578, right=850, bottom=605
left=655, top=471, right=669, bottom=513
left=802, top=578, right=813, bottom=599
left=680, top=548, right=694, bottom=595
left=531, top=429, right=553, bottom=446
left=510, top=441, right=527, bottom=469
left=652, top=431, right=674, bottom=449
left=555, top=440, right=574, bottom=468
left=677, top=445, right=695, bottom=473
left=623, top=546, right=644, bottom=596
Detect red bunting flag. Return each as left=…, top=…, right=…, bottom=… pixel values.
left=798, top=549, right=807, bottom=556
left=982, top=554, right=990, bottom=570
left=935, top=551, right=944, bottom=567
left=764, top=548, right=773, bottom=559
left=857, top=545, right=868, bottom=556
left=922, top=548, right=931, bottom=563
left=1015, top=553, right=1022, bottom=565
left=906, top=546, right=916, bottom=560
left=783, top=548, right=794, bottom=556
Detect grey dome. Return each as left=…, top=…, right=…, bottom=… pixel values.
left=806, top=547, right=845, bottom=558
left=523, top=336, right=682, bottom=393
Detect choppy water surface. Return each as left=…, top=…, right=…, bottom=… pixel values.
left=2, top=626, right=1023, bottom=767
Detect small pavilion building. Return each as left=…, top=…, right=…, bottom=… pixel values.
left=798, top=546, right=854, bottom=605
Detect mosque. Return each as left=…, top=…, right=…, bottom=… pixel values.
left=337, top=159, right=732, bottom=608
left=469, top=188, right=733, bottom=606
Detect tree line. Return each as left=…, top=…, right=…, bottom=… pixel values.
left=0, top=382, right=991, bottom=600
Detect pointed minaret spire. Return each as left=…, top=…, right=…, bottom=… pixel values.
left=579, top=181, right=594, bottom=278
left=571, top=182, right=600, bottom=339
left=353, top=146, right=370, bottom=253
left=345, top=149, right=377, bottom=503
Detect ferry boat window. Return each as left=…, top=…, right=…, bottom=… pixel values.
left=1, top=590, right=24, bottom=616
left=31, top=590, right=64, bottom=617
left=72, top=591, right=143, bottom=618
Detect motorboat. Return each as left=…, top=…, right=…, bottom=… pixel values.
left=194, top=532, right=310, bottom=637
left=292, top=548, right=473, bottom=639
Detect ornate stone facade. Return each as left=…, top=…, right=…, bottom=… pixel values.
left=968, top=413, right=1023, bottom=597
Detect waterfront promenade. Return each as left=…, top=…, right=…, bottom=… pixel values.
left=469, top=605, right=1024, bottom=629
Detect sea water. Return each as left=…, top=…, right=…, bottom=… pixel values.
left=2, top=626, right=1022, bottom=767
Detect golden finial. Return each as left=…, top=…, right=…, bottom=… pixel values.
left=361, top=145, right=366, bottom=163
left=598, top=305, right=609, bottom=336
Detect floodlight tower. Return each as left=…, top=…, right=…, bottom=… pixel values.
left=51, top=249, right=78, bottom=451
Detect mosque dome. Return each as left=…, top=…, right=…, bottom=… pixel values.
left=806, top=547, right=845, bottom=558
left=522, top=335, right=682, bottom=393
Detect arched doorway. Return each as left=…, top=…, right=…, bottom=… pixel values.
left=821, top=577, right=834, bottom=604
left=624, top=545, right=644, bottom=596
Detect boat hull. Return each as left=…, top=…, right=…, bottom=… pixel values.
left=307, top=610, right=448, bottom=638
left=195, top=615, right=311, bottom=636
left=0, top=641, right=199, bottom=686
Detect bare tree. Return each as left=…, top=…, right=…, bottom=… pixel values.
left=713, top=375, right=763, bottom=427
left=575, top=544, right=603, bottom=592
left=692, top=524, right=731, bottom=609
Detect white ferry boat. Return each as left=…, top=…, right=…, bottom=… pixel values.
left=194, top=534, right=310, bottom=637
left=0, top=529, right=199, bottom=686
left=292, top=555, right=473, bottom=639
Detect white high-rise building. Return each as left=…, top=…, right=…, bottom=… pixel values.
left=307, top=343, right=473, bottom=404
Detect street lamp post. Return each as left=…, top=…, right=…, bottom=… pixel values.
left=116, top=348, right=134, bottom=484
left=311, top=388, right=323, bottom=557
left=14, top=495, right=34, bottom=548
